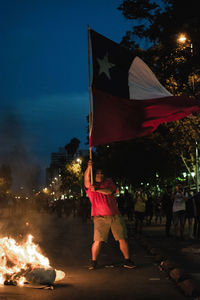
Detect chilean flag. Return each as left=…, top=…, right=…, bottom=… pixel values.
left=89, top=29, right=200, bottom=147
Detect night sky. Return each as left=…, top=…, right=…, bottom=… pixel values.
left=0, top=0, right=133, bottom=187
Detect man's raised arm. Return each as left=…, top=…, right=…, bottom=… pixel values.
left=84, top=160, right=92, bottom=189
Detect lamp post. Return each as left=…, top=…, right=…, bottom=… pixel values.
left=177, top=33, right=199, bottom=191
left=177, top=33, right=194, bottom=91
left=196, top=141, right=199, bottom=192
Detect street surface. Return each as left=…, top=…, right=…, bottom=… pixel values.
left=0, top=210, right=188, bottom=300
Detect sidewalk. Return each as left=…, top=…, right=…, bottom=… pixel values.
left=129, top=221, right=200, bottom=298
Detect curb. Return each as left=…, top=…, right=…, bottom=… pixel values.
left=139, top=237, right=200, bottom=298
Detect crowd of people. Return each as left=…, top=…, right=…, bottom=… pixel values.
left=1, top=160, right=199, bottom=273
left=1, top=159, right=200, bottom=273
left=1, top=181, right=200, bottom=244
left=117, top=183, right=200, bottom=241
left=0, top=192, right=91, bottom=223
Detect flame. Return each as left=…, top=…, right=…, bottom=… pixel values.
left=0, top=234, right=65, bottom=286
left=55, top=269, right=65, bottom=281
left=19, top=276, right=25, bottom=286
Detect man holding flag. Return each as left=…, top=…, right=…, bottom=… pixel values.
left=84, top=159, right=136, bottom=270
left=86, top=27, right=200, bottom=269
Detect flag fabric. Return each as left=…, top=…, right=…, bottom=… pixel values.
left=89, top=29, right=200, bottom=147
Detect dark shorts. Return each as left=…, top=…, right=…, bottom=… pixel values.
left=93, top=215, right=127, bottom=242
left=135, top=211, right=145, bottom=221
left=173, top=210, right=186, bottom=226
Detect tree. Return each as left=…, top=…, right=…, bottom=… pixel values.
left=60, top=160, right=83, bottom=196
left=65, top=138, right=80, bottom=158
left=117, top=0, right=200, bottom=184
left=118, top=0, right=200, bottom=95
left=94, top=135, right=183, bottom=191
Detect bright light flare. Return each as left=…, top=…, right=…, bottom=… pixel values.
left=177, top=34, right=187, bottom=44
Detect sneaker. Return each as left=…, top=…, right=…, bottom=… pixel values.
left=123, top=259, right=136, bottom=269
left=89, top=260, right=97, bottom=270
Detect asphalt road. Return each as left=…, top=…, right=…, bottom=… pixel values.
left=0, top=210, right=187, bottom=300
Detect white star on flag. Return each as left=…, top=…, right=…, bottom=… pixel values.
left=97, top=52, right=115, bottom=79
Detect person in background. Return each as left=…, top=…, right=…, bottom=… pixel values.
left=78, top=196, right=90, bottom=223
left=154, top=196, right=162, bottom=225
left=124, top=189, right=134, bottom=221
left=191, top=191, right=200, bottom=239
left=185, top=188, right=195, bottom=239
left=116, top=192, right=125, bottom=216
left=172, top=184, right=187, bottom=240
left=145, top=193, right=154, bottom=225
left=162, top=185, right=173, bottom=237
left=56, top=196, right=64, bottom=218
left=84, top=160, right=136, bottom=270
left=133, top=189, right=147, bottom=239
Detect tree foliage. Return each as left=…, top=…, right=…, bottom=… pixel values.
left=56, top=137, right=82, bottom=196
left=113, top=0, right=200, bottom=187
left=118, top=0, right=200, bottom=95
left=94, top=135, right=182, bottom=190
left=91, top=0, right=200, bottom=189
left=60, top=160, right=83, bottom=196
left=65, top=138, right=80, bottom=158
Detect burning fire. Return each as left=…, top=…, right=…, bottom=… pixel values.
left=0, top=234, right=65, bottom=286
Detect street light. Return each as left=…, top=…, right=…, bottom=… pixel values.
left=177, top=33, right=187, bottom=44
left=177, top=33, right=199, bottom=191
left=76, top=158, right=82, bottom=164
left=177, top=33, right=194, bottom=89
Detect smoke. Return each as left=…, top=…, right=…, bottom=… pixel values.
left=0, top=204, right=93, bottom=267
left=0, top=108, right=42, bottom=194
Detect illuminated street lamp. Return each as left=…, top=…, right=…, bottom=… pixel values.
left=177, top=33, right=187, bottom=44
left=76, top=158, right=82, bottom=164
left=177, top=33, right=199, bottom=191
left=177, top=33, right=193, bottom=58
left=177, top=33, right=194, bottom=87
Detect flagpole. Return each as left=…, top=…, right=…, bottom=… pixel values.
left=87, top=25, right=93, bottom=185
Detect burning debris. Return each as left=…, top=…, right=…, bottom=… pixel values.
left=0, top=234, right=65, bottom=287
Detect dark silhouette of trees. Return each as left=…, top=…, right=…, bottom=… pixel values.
left=94, top=136, right=183, bottom=190
left=115, top=0, right=200, bottom=186
left=65, top=138, right=80, bottom=158
left=118, top=0, right=200, bottom=97
left=90, top=1, right=200, bottom=189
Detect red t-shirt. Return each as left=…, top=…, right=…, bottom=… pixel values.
left=86, top=178, right=120, bottom=216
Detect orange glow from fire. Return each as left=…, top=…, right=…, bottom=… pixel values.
left=0, top=234, right=65, bottom=286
